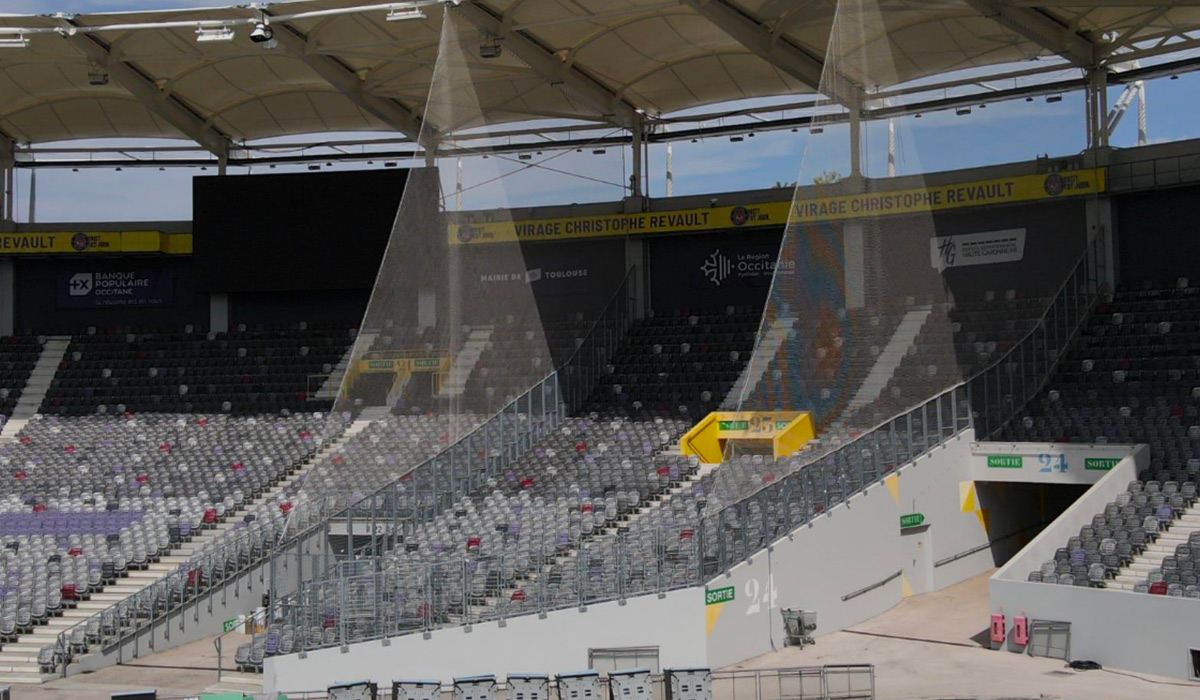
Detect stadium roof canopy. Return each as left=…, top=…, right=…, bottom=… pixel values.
left=1, top=0, right=1199, bottom=157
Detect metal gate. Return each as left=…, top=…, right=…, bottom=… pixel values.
left=1028, top=620, right=1071, bottom=661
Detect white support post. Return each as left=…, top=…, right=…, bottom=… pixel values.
left=1086, top=68, right=1109, bottom=150
left=1136, top=81, right=1148, bottom=147
left=843, top=222, right=866, bottom=310
left=0, top=138, right=13, bottom=229
left=210, top=293, right=230, bottom=334
left=849, top=104, right=863, bottom=178
left=664, top=125, right=674, bottom=197
left=630, top=118, right=644, bottom=198
left=625, top=237, right=645, bottom=320
left=1087, top=196, right=1117, bottom=292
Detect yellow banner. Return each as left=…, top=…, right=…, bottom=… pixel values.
left=449, top=169, right=1105, bottom=245
left=358, top=357, right=447, bottom=374
left=0, top=231, right=192, bottom=255
left=449, top=203, right=789, bottom=245
left=789, top=169, right=1105, bottom=224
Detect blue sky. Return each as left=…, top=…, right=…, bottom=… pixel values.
left=9, top=0, right=1200, bottom=221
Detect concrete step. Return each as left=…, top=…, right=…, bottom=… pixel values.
left=0, top=672, right=48, bottom=684
left=3, top=643, right=53, bottom=654
left=0, top=654, right=40, bottom=664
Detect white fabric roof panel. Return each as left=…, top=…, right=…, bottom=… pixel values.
left=0, top=0, right=1195, bottom=149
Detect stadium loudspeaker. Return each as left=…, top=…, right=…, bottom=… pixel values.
left=111, top=692, right=156, bottom=700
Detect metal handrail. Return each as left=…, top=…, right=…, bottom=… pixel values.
left=697, top=227, right=1107, bottom=573
left=49, top=266, right=638, bottom=674
left=705, top=228, right=1107, bottom=521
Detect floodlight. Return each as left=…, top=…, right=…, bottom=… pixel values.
left=956, top=106, right=972, bottom=116
left=0, top=34, right=29, bottom=49
left=88, top=67, right=110, bottom=86
left=729, top=135, right=743, bottom=142
left=196, top=26, right=234, bottom=43
left=249, top=22, right=275, bottom=44
left=386, top=8, right=426, bottom=22
left=810, top=126, right=824, bottom=134
left=1046, top=94, right=1062, bottom=103
left=479, top=31, right=502, bottom=58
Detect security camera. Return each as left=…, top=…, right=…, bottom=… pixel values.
left=249, top=21, right=274, bottom=43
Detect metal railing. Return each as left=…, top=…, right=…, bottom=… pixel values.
left=265, top=528, right=699, bottom=653
left=229, top=665, right=873, bottom=700
left=698, top=227, right=1107, bottom=573
left=48, top=267, right=638, bottom=675
left=50, top=223, right=1104, bottom=670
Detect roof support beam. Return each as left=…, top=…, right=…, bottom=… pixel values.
left=266, top=17, right=425, bottom=142
left=965, top=0, right=1096, bottom=67
left=59, top=27, right=231, bottom=156
left=680, top=0, right=826, bottom=93
left=455, top=1, right=640, bottom=127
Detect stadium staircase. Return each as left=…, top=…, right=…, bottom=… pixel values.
left=313, top=333, right=368, bottom=402
left=0, top=411, right=375, bottom=684
left=1111, top=505, right=1200, bottom=591
left=436, top=327, right=493, bottom=399
left=0, top=337, right=70, bottom=444
left=428, top=438, right=709, bottom=627
left=845, top=307, right=932, bottom=411
left=724, top=317, right=794, bottom=406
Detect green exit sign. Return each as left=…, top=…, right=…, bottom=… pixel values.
left=718, top=420, right=750, bottom=431
left=705, top=586, right=736, bottom=605
left=1085, top=457, right=1120, bottom=471
left=987, top=455, right=1023, bottom=469
left=900, top=513, right=926, bottom=529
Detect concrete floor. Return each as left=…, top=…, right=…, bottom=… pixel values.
left=16, top=571, right=1199, bottom=700
left=16, top=632, right=249, bottom=700
left=729, top=570, right=1199, bottom=700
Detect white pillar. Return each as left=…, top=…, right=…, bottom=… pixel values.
left=1136, top=81, right=1148, bottom=147
left=418, top=288, right=437, bottom=329
left=664, top=125, right=674, bottom=198
left=630, top=116, right=644, bottom=197
left=210, top=293, right=230, bottom=333
left=1086, top=196, right=1117, bottom=292
left=625, top=237, right=645, bottom=319
left=887, top=119, right=896, bottom=178
left=1086, top=69, right=1109, bottom=150
left=842, top=222, right=866, bottom=309
left=0, top=139, right=14, bottom=229
left=849, top=103, right=863, bottom=178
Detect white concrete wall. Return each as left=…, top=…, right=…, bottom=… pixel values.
left=969, top=441, right=1141, bottom=485
left=706, top=431, right=995, bottom=668
left=984, top=447, right=1200, bottom=680
left=264, top=587, right=707, bottom=695
left=991, top=447, right=1146, bottom=584
left=990, top=578, right=1200, bottom=680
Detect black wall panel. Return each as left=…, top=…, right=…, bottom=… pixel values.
left=194, top=169, right=407, bottom=293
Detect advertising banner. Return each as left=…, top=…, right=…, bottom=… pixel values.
left=449, top=169, right=1105, bottom=245
left=931, top=229, right=1026, bottom=271
left=0, top=231, right=178, bottom=255
left=57, top=270, right=175, bottom=309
